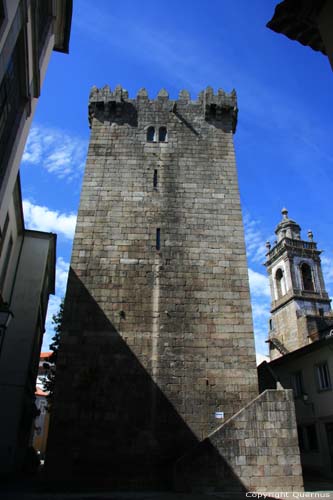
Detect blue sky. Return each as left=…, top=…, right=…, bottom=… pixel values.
left=20, top=0, right=333, bottom=357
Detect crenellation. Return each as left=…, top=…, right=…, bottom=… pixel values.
left=88, top=85, right=238, bottom=131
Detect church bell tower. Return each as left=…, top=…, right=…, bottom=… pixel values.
left=265, top=208, right=332, bottom=360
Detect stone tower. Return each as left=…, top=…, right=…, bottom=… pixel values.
left=46, top=87, right=303, bottom=492
left=265, top=208, right=332, bottom=360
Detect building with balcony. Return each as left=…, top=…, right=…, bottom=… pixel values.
left=258, top=209, right=333, bottom=478
left=0, top=0, right=72, bottom=476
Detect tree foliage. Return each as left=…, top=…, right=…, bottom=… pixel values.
left=43, top=300, right=64, bottom=410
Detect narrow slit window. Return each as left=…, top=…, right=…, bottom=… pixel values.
left=159, top=126, right=167, bottom=142
left=156, top=228, right=160, bottom=251
left=153, top=169, right=158, bottom=189
left=147, top=126, right=155, bottom=142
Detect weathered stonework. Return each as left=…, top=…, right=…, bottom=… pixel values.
left=265, top=210, right=332, bottom=359
left=174, top=389, right=303, bottom=495
left=46, top=86, right=302, bottom=491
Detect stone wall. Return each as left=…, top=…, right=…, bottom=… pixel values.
left=174, top=389, right=303, bottom=495
left=46, top=86, right=258, bottom=484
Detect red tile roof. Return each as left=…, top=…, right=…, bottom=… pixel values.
left=35, top=387, right=48, bottom=397
left=40, top=351, right=53, bottom=359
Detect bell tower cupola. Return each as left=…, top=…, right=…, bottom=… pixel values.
left=265, top=209, right=332, bottom=360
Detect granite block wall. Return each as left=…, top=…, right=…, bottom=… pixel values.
left=174, top=389, right=303, bottom=494
left=46, top=86, right=259, bottom=484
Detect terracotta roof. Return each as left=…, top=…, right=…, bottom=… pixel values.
left=35, top=387, right=48, bottom=397
left=40, top=351, right=53, bottom=359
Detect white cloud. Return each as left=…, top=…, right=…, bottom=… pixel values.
left=251, top=299, right=270, bottom=358
left=248, top=268, right=270, bottom=298
left=244, top=212, right=272, bottom=265
left=23, top=200, right=77, bottom=240
left=256, top=352, right=269, bottom=366
left=22, top=124, right=88, bottom=180
left=321, top=254, right=333, bottom=285
left=56, top=257, right=70, bottom=296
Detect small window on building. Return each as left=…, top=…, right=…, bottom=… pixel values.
left=0, top=213, right=9, bottom=257
left=153, top=169, right=158, bottom=189
left=36, top=0, right=53, bottom=58
left=269, top=319, right=273, bottom=331
left=0, top=2, right=5, bottom=32
left=147, top=126, right=155, bottom=142
left=316, top=362, right=331, bottom=391
left=159, top=126, right=167, bottom=142
left=156, top=228, right=160, bottom=251
left=275, top=268, right=285, bottom=298
left=297, top=425, right=305, bottom=452
left=291, top=371, right=304, bottom=398
left=0, top=234, right=13, bottom=292
left=306, top=424, right=319, bottom=451
left=300, top=263, right=314, bottom=292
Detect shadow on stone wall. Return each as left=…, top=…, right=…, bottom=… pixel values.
left=174, top=389, right=304, bottom=495
left=45, top=269, right=251, bottom=493
left=174, top=439, right=247, bottom=494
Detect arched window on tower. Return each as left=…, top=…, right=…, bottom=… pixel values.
left=159, top=126, right=167, bottom=142
left=300, top=263, right=314, bottom=291
left=275, top=268, right=286, bottom=299
left=147, top=126, right=155, bottom=142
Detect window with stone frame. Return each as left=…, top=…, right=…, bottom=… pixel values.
left=147, top=126, right=155, bottom=142
left=300, top=262, right=314, bottom=291
left=0, top=234, right=13, bottom=292
left=0, top=1, right=5, bottom=32
left=298, top=424, right=319, bottom=452
left=306, top=424, right=319, bottom=451
left=35, top=0, right=53, bottom=58
left=297, top=425, right=305, bottom=452
left=0, top=214, right=9, bottom=259
left=275, top=268, right=285, bottom=298
left=316, top=362, right=331, bottom=391
left=159, top=126, right=167, bottom=142
left=291, top=371, right=304, bottom=398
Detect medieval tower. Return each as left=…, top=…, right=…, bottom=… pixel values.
left=46, top=86, right=303, bottom=492
left=265, top=209, right=332, bottom=360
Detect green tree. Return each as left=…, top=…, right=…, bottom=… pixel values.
left=43, top=299, right=64, bottom=410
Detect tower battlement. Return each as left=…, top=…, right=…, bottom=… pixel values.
left=88, top=85, right=238, bottom=132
